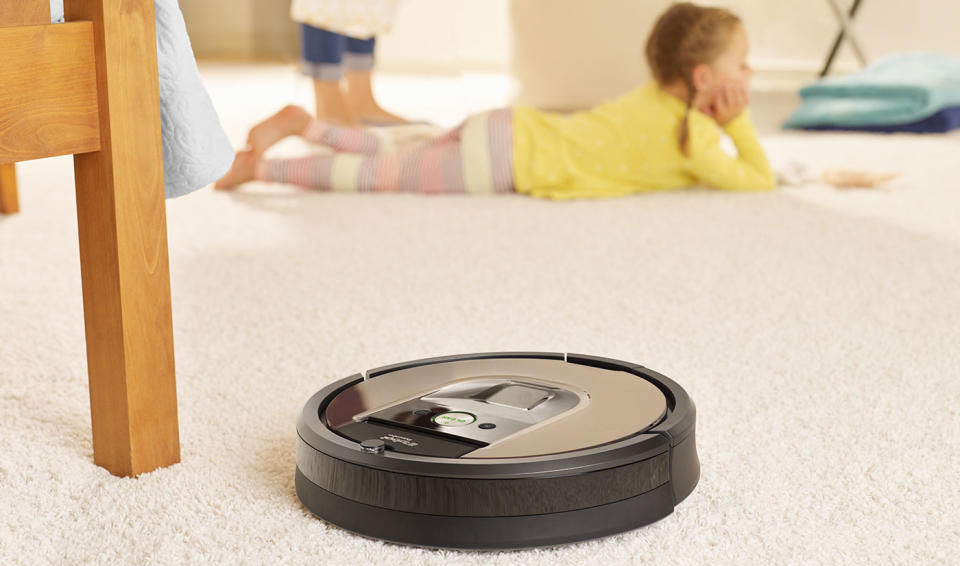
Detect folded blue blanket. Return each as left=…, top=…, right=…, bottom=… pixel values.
left=784, top=52, right=960, bottom=129
left=799, top=106, right=960, bottom=134
left=50, top=0, right=233, bottom=199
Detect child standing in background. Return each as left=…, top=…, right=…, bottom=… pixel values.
left=217, top=2, right=775, bottom=197
left=292, top=0, right=408, bottom=125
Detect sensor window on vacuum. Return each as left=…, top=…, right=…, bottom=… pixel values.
left=482, top=384, right=553, bottom=410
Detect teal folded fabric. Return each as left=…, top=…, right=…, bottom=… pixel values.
left=784, top=52, right=960, bottom=128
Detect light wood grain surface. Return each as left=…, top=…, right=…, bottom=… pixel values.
left=0, top=23, right=101, bottom=165
left=0, top=0, right=50, bottom=28
left=0, top=163, right=19, bottom=213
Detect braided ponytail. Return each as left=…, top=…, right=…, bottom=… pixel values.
left=645, top=3, right=741, bottom=155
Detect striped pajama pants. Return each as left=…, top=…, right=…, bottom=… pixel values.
left=254, top=109, right=514, bottom=194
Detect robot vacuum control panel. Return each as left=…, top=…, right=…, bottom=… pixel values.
left=332, top=378, right=586, bottom=457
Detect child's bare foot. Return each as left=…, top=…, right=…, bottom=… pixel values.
left=245, top=105, right=313, bottom=159
left=214, top=150, right=258, bottom=190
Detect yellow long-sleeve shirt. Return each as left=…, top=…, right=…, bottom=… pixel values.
left=511, top=82, right=776, bottom=199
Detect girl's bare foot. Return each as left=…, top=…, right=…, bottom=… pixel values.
left=214, top=150, right=258, bottom=190
left=245, top=105, right=313, bottom=159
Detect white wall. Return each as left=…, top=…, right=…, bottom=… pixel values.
left=376, top=0, right=512, bottom=72
left=180, top=0, right=960, bottom=77
left=730, top=0, right=960, bottom=73
left=508, top=0, right=960, bottom=107
left=385, top=0, right=960, bottom=76
left=181, top=0, right=300, bottom=61
left=180, top=0, right=510, bottom=68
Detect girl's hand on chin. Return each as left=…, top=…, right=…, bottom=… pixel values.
left=708, top=82, right=749, bottom=126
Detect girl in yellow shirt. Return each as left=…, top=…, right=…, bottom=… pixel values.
left=216, top=2, right=776, bottom=197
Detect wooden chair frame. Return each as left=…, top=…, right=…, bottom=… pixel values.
left=1, top=0, right=180, bottom=477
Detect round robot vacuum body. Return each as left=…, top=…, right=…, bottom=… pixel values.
left=295, top=352, right=699, bottom=550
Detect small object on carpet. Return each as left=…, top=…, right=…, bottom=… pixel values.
left=821, top=168, right=900, bottom=188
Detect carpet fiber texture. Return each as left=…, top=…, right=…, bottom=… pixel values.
left=2, top=120, right=958, bottom=564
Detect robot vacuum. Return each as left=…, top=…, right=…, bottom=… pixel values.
left=295, top=352, right=699, bottom=549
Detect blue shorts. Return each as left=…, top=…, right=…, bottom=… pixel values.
left=300, top=24, right=376, bottom=81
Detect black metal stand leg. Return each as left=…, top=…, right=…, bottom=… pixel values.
left=820, top=0, right=864, bottom=77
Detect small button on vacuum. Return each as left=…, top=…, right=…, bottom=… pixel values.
left=431, top=412, right=476, bottom=427
left=360, top=439, right=386, bottom=454
left=478, top=423, right=496, bottom=430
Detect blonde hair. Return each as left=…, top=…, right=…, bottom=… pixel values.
left=645, top=3, right=741, bottom=154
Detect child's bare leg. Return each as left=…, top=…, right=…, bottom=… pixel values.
left=245, top=105, right=313, bottom=160
left=313, top=79, right=357, bottom=126
left=345, top=69, right=409, bottom=126
left=214, top=150, right=257, bottom=190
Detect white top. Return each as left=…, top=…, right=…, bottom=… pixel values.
left=290, top=0, right=401, bottom=39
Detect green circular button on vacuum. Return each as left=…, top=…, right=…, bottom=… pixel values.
left=431, top=412, right=476, bottom=427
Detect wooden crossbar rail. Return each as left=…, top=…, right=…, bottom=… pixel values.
left=0, top=23, right=101, bottom=164
left=1, top=0, right=57, bottom=212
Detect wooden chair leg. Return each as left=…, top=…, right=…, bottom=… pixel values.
left=0, top=163, right=19, bottom=214
left=66, top=0, right=179, bottom=476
